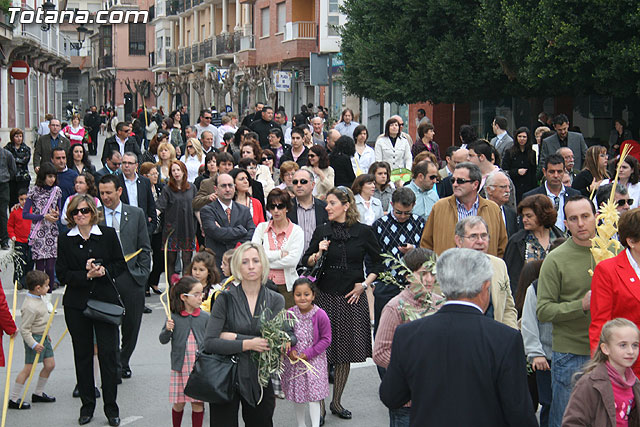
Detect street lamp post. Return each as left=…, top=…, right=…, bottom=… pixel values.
left=70, top=24, right=90, bottom=51
left=40, top=0, right=56, bottom=31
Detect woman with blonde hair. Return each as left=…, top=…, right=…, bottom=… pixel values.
left=156, top=142, right=177, bottom=185
left=180, top=137, right=204, bottom=183
left=572, top=145, right=609, bottom=197
left=204, top=242, right=293, bottom=425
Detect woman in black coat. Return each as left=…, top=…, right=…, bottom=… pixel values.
left=501, top=127, right=537, bottom=204
left=56, top=195, right=126, bottom=426
left=302, top=186, right=382, bottom=420
left=330, top=136, right=357, bottom=188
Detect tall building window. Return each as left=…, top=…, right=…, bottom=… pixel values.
left=328, top=0, right=339, bottom=36
left=261, top=7, right=270, bottom=37
left=129, top=23, right=146, bottom=55
left=276, top=2, right=285, bottom=34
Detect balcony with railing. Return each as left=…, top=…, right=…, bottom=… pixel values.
left=98, top=55, right=113, bottom=69
left=191, top=44, right=199, bottom=63
left=166, top=49, right=177, bottom=67
left=283, top=21, right=316, bottom=41
left=104, top=0, right=139, bottom=10
left=216, top=32, right=240, bottom=56
left=199, top=38, right=213, bottom=59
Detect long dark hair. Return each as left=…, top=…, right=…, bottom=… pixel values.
left=309, top=145, right=330, bottom=169
left=514, top=260, right=543, bottom=316
left=169, top=276, right=201, bottom=314
left=68, top=143, right=93, bottom=170
left=36, top=162, right=57, bottom=187
left=186, top=248, right=221, bottom=298
left=506, top=127, right=536, bottom=166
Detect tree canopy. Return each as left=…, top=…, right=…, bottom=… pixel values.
left=340, top=0, right=640, bottom=103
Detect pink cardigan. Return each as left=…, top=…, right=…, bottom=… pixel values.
left=287, top=305, right=332, bottom=360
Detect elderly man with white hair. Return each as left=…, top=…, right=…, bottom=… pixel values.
left=380, top=247, right=536, bottom=426
left=454, top=216, right=518, bottom=329
left=484, top=171, right=519, bottom=237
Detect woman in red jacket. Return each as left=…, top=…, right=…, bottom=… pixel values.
left=590, top=208, right=640, bottom=378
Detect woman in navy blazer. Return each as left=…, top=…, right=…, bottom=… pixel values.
left=590, top=208, right=640, bottom=379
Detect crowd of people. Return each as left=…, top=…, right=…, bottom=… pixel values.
left=0, top=104, right=638, bottom=427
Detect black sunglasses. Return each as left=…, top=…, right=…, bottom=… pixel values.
left=428, top=174, right=438, bottom=180
left=617, top=198, right=634, bottom=207
left=452, top=178, right=474, bottom=185
left=262, top=156, right=273, bottom=161
left=292, top=179, right=309, bottom=185
left=268, top=203, right=287, bottom=211
left=71, top=207, right=92, bottom=216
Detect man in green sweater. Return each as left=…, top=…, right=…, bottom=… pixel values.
left=537, top=195, right=596, bottom=427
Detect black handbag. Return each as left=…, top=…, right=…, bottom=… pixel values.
left=184, top=352, right=238, bottom=403
left=83, top=268, right=125, bottom=326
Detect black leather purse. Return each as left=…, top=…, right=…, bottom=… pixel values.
left=184, top=352, right=238, bottom=403
left=83, top=268, right=125, bottom=326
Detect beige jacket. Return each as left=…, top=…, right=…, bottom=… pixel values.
left=487, top=254, right=518, bottom=329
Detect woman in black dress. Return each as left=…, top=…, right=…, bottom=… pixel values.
left=5, top=128, right=30, bottom=206
left=502, top=127, right=537, bottom=203
left=302, top=186, right=382, bottom=420
left=56, top=195, right=126, bottom=426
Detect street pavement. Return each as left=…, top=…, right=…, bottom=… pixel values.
left=0, top=132, right=390, bottom=426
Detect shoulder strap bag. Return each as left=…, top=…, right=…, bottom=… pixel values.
left=83, top=267, right=125, bottom=326
left=184, top=292, right=238, bottom=403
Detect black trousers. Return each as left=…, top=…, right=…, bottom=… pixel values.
left=115, top=271, right=144, bottom=370
left=210, top=382, right=275, bottom=427
left=65, top=306, right=119, bottom=418
left=9, top=179, right=29, bottom=208
left=147, top=232, right=163, bottom=291
left=0, top=182, right=9, bottom=243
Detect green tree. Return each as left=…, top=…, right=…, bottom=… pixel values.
left=340, top=0, right=508, bottom=104
left=341, top=0, right=640, bottom=102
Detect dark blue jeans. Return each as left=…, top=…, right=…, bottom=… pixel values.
left=536, top=361, right=552, bottom=427
left=389, top=407, right=410, bottom=427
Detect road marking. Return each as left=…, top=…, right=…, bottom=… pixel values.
left=120, top=415, right=144, bottom=425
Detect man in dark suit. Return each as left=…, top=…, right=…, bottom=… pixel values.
left=287, top=169, right=328, bottom=253
left=485, top=171, right=519, bottom=237
left=98, top=175, right=151, bottom=380
left=83, top=105, right=101, bottom=155
left=241, top=102, right=264, bottom=127
left=200, top=173, right=255, bottom=266
left=119, top=152, right=156, bottom=236
left=94, top=151, right=122, bottom=182
left=101, top=122, right=142, bottom=166
left=489, top=116, right=514, bottom=160
left=33, top=118, right=70, bottom=173
left=524, top=154, right=580, bottom=232
left=539, top=113, right=588, bottom=171
left=380, top=248, right=537, bottom=427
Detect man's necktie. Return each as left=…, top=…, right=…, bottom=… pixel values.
left=225, top=207, right=231, bottom=224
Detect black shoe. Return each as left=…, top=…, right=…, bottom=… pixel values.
left=121, top=368, right=132, bottom=379
left=319, top=415, right=325, bottom=426
left=95, top=387, right=101, bottom=398
left=32, top=392, right=56, bottom=402
left=145, top=291, right=151, bottom=297
left=151, top=287, right=162, bottom=295
left=72, top=385, right=80, bottom=398
left=108, top=416, right=121, bottom=426
left=8, top=399, right=30, bottom=409
left=330, top=403, right=352, bottom=419
left=78, top=415, right=92, bottom=425
left=143, top=306, right=152, bottom=314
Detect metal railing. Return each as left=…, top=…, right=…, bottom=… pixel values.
left=166, top=49, right=177, bottom=67
left=199, top=37, right=213, bottom=59
left=283, top=21, right=316, bottom=41
left=216, top=32, right=239, bottom=55
left=191, top=44, right=199, bottom=62
left=98, top=55, right=113, bottom=69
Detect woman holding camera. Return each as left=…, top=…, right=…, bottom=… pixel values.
left=56, top=195, right=126, bottom=426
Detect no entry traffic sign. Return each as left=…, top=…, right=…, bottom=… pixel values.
left=10, top=60, right=29, bottom=80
